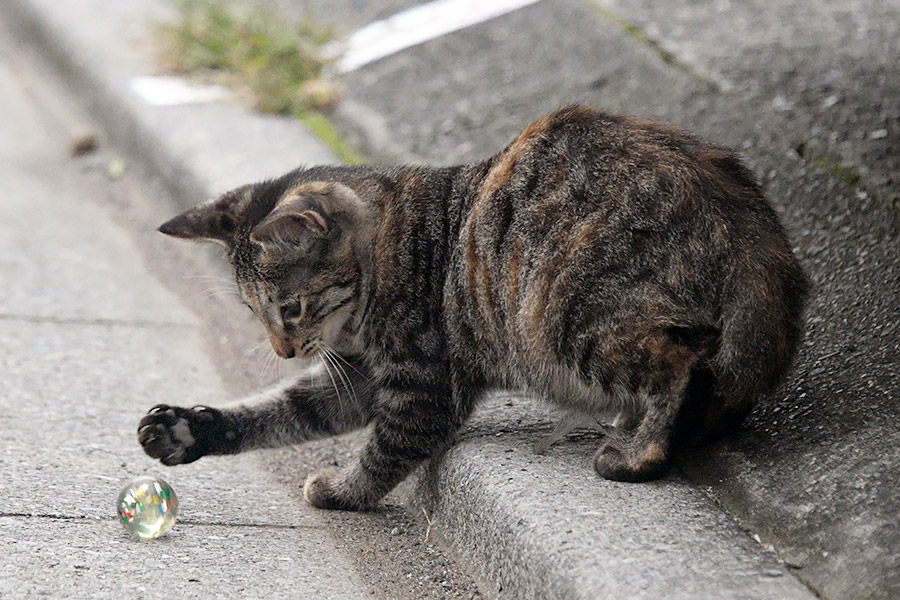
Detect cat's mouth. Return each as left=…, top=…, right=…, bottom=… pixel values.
left=295, top=339, right=319, bottom=359
left=268, top=335, right=320, bottom=360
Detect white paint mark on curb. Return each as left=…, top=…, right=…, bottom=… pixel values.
left=324, top=0, right=542, bottom=73
left=129, top=76, right=230, bottom=106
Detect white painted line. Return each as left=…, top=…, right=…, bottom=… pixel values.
left=324, top=0, right=542, bottom=73
left=129, top=76, right=230, bottom=106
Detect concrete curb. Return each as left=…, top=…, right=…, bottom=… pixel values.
left=4, top=0, right=820, bottom=598
left=415, top=396, right=816, bottom=599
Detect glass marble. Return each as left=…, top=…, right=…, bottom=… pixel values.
left=116, top=476, right=179, bottom=539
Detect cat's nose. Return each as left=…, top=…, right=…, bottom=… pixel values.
left=268, top=333, right=295, bottom=359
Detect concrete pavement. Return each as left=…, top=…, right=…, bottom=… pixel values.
left=0, top=18, right=377, bottom=599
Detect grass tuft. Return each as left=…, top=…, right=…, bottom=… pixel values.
left=158, top=0, right=359, bottom=162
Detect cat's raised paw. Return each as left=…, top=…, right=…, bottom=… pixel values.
left=137, top=404, right=219, bottom=465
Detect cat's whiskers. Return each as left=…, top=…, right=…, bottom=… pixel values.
left=323, top=348, right=356, bottom=412
left=259, top=350, right=273, bottom=384
left=318, top=350, right=347, bottom=417
left=186, top=274, right=240, bottom=301
left=184, top=274, right=234, bottom=284
left=245, top=338, right=270, bottom=355
left=275, top=351, right=287, bottom=380
left=323, top=344, right=370, bottom=381
left=197, top=285, right=240, bottom=301
left=321, top=345, right=359, bottom=407
left=259, top=346, right=280, bottom=386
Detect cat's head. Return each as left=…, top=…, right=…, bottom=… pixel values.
left=159, top=180, right=372, bottom=359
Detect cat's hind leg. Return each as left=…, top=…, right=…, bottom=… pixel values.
left=138, top=356, right=374, bottom=465
left=591, top=341, right=696, bottom=482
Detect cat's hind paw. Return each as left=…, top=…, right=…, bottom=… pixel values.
left=593, top=439, right=670, bottom=483
left=137, top=404, right=219, bottom=465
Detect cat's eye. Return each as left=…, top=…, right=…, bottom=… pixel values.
left=280, top=301, right=303, bottom=321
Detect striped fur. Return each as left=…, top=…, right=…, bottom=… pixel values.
left=140, top=106, right=809, bottom=509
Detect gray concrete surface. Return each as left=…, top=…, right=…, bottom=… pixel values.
left=0, top=27, right=373, bottom=599
left=419, top=396, right=814, bottom=600
left=590, top=0, right=899, bottom=201
left=4, top=0, right=897, bottom=598
left=1, top=519, right=353, bottom=599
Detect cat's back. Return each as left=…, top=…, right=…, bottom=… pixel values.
left=448, top=106, right=805, bottom=395
left=461, top=106, right=778, bottom=262
left=454, top=105, right=745, bottom=327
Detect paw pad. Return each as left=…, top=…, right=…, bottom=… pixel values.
left=137, top=404, right=209, bottom=465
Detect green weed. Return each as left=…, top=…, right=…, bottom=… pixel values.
left=158, top=0, right=358, bottom=161
left=814, top=156, right=861, bottom=187
left=300, top=112, right=363, bottom=165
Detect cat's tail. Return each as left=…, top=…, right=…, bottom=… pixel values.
left=702, top=235, right=810, bottom=439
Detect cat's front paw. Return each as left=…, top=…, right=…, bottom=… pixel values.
left=137, top=404, right=222, bottom=465
left=303, top=469, right=371, bottom=511
left=303, top=469, right=343, bottom=509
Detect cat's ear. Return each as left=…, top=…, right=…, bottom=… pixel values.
left=249, top=183, right=350, bottom=249
left=249, top=207, right=329, bottom=248
left=158, top=186, right=251, bottom=247
left=249, top=182, right=367, bottom=250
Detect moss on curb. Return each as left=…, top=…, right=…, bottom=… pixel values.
left=300, top=112, right=362, bottom=165
left=581, top=1, right=713, bottom=88
left=813, top=156, right=861, bottom=187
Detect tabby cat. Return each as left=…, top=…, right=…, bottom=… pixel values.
left=138, top=105, right=809, bottom=510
